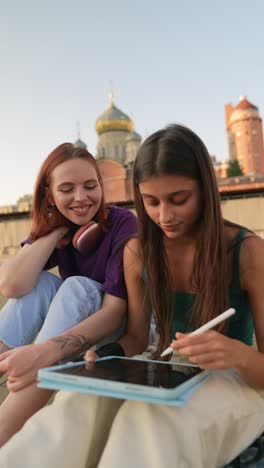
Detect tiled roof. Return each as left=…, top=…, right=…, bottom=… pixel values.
left=235, top=98, right=258, bottom=111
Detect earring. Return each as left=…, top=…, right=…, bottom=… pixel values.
left=48, top=204, right=55, bottom=219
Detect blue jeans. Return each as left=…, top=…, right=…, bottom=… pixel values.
left=0, top=271, right=156, bottom=350
left=0, top=272, right=105, bottom=348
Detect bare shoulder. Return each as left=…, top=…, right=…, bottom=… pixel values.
left=224, top=224, right=264, bottom=285
left=123, top=237, right=142, bottom=276
left=124, top=237, right=141, bottom=259
left=238, top=233, right=264, bottom=289
left=225, top=224, right=262, bottom=256
left=240, top=234, right=264, bottom=268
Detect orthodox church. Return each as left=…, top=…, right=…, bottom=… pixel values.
left=75, top=94, right=142, bottom=204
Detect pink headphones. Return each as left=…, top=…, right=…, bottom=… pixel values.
left=72, top=220, right=103, bottom=254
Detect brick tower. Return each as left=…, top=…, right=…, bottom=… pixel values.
left=225, top=96, right=264, bottom=175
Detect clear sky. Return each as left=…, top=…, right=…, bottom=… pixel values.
left=1, top=0, right=264, bottom=205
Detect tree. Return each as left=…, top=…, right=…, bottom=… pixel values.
left=226, top=159, right=244, bottom=177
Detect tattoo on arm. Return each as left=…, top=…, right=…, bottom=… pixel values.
left=50, top=334, right=91, bottom=359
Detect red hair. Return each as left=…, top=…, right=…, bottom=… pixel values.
left=30, top=143, right=106, bottom=241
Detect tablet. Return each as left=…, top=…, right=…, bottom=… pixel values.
left=38, top=356, right=209, bottom=401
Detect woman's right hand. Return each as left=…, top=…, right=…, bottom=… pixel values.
left=46, top=226, right=70, bottom=249
left=0, top=343, right=55, bottom=392
left=53, top=227, right=72, bottom=249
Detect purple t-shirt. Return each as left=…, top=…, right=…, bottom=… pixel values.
left=23, top=206, right=138, bottom=300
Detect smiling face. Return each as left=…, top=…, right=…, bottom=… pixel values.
left=139, top=174, right=202, bottom=240
left=50, top=158, right=103, bottom=226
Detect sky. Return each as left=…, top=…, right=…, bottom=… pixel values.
left=0, top=0, right=264, bottom=205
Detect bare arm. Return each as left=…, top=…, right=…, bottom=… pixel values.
left=116, top=239, right=151, bottom=357
left=173, top=236, right=264, bottom=388
left=235, top=236, right=264, bottom=387
left=0, top=227, right=68, bottom=298
left=0, top=292, right=127, bottom=391
left=46, top=292, right=127, bottom=361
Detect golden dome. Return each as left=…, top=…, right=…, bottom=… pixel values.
left=96, top=96, right=133, bottom=135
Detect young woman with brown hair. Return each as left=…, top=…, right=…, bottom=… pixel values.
left=0, top=125, right=263, bottom=467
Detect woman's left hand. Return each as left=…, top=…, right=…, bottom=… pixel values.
left=172, top=330, right=254, bottom=370
left=0, top=343, right=52, bottom=392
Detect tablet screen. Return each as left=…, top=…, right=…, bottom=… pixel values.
left=54, top=358, right=202, bottom=389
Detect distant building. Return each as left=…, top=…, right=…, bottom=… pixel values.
left=4, top=95, right=264, bottom=214
left=74, top=136, right=87, bottom=149
left=96, top=93, right=141, bottom=164
left=74, top=121, right=87, bottom=150
left=225, top=96, right=264, bottom=176
left=0, top=205, right=17, bottom=215
left=0, top=195, right=32, bottom=215
left=95, top=93, right=142, bottom=203
left=211, top=155, right=228, bottom=179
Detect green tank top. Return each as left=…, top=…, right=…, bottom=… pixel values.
left=171, top=228, right=254, bottom=345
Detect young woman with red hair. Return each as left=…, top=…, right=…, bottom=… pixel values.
left=0, top=142, right=139, bottom=444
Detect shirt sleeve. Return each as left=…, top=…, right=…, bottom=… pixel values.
left=102, top=211, right=138, bottom=300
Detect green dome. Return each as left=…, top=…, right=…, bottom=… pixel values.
left=74, top=138, right=87, bottom=149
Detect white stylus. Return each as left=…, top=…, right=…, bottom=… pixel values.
left=160, top=307, right=236, bottom=357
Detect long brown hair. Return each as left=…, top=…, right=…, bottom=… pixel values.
left=30, top=143, right=106, bottom=240
left=133, top=124, right=229, bottom=357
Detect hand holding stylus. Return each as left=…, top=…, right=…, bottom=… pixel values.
left=161, top=308, right=236, bottom=358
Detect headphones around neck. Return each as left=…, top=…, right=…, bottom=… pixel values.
left=72, top=220, right=104, bottom=255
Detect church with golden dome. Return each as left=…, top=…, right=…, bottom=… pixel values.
left=73, top=94, right=264, bottom=202
left=95, top=94, right=141, bottom=203
left=75, top=93, right=142, bottom=204
left=95, top=92, right=141, bottom=165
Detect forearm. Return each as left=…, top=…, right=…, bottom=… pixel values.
left=44, top=305, right=126, bottom=362
left=237, top=346, right=264, bottom=388
left=117, top=332, right=149, bottom=357
left=0, top=229, right=64, bottom=297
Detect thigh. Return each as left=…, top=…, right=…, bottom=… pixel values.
left=0, top=391, right=123, bottom=468
left=182, top=369, right=264, bottom=466
left=36, top=276, right=103, bottom=343
left=98, top=370, right=264, bottom=468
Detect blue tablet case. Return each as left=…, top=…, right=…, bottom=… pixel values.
left=38, top=358, right=211, bottom=407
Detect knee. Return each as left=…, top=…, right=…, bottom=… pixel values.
left=116, top=400, right=176, bottom=429
left=50, top=276, right=102, bottom=314
left=115, top=400, right=148, bottom=422
left=50, top=276, right=80, bottom=299
left=60, top=276, right=102, bottom=297
left=60, top=276, right=83, bottom=289
left=53, top=391, right=100, bottom=414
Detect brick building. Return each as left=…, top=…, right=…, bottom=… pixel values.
left=225, top=96, right=264, bottom=176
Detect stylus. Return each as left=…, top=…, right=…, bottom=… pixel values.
left=160, top=307, right=236, bottom=358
